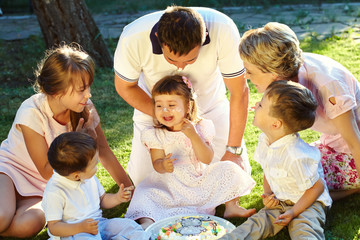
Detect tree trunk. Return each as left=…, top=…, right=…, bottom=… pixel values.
left=32, top=0, right=112, bottom=68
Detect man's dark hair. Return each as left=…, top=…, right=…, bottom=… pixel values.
left=157, top=6, right=206, bottom=55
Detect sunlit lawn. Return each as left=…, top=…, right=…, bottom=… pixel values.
left=0, top=29, right=359, bottom=240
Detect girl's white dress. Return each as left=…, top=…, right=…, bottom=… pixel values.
left=125, top=119, right=255, bottom=221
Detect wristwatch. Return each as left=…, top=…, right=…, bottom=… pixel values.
left=226, top=146, right=243, bottom=156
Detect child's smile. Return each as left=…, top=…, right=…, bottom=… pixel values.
left=163, top=115, right=174, bottom=121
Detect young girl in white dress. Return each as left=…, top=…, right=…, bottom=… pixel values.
left=125, top=75, right=256, bottom=229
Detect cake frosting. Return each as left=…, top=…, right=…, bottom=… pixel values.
left=156, top=216, right=227, bottom=240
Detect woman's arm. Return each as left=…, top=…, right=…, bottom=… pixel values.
left=20, top=125, right=53, bottom=180
left=331, top=110, right=360, bottom=174
left=95, top=124, right=133, bottom=187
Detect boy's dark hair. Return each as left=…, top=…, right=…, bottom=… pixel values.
left=265, top=80, right=318, bottom=133
left=48, top=132, right=97, bottom=176
left=157, top=6, right=206, bottom=56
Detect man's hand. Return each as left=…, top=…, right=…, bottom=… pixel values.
left=221, top=151, right=245, bottom=170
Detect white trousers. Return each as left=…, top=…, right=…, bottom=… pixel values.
left=127, top=99, right=250, bottom=186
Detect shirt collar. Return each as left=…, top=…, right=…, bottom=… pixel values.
left=150, top=22, right=210, bottom=55
left=52, top=171, right=84, bottom=188
left=261, top=132, right=299, bottom=149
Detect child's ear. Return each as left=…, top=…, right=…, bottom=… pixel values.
left=272, top=119, right=283, bottom=129
left=70, top=172, right=81, bottom=181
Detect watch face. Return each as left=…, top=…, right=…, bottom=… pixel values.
left=227, top=146, right=242, bottom=155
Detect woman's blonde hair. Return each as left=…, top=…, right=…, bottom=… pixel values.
left=34, top=43, right=95, bottom=131
left=151, top=75, right=199, bottom=128
left=239, top=22, right=303, bottom=79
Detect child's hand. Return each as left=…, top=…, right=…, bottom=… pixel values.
left=261, top=193, right=279, bottom=208
left=161, top=153, right=176, bottom=173
left=75, top=108, right=97, bottom=139
left=80, top=218, right=99, bottom=235
left=273, top=209, right=294, bottom=226
left=181, top=119, right=196, bottom=138
left=116, top=184, right=135, bottom=203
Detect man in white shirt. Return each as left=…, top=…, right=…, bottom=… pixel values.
left=114, top=6, right=250, bottom=186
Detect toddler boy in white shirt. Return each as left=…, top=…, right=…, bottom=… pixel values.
left=42, top=132, right=150, bottom=240
left=221, top=80, right=332, bottom=240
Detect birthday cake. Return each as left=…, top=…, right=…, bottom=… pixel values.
left=156, top=216, right=227, bottom=240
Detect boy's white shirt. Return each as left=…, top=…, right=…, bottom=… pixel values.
left=41, top=171, right=105, bottom=238
left=254, top=132, right=332, bottom=207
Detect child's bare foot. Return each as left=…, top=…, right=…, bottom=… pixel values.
left=137, top=217, right=155, bottom=230
left=224, top=199, right=256, bottom=218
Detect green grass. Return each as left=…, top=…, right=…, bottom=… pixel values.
left=1, top=19, right=360, bottom=240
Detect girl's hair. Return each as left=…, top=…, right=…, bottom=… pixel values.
left=265, top=80, right=318, bottom=133
left=158, top=6, right=206, bottom=56
left=239, top=22, right=303, bottom=80
left=34, top=43, right=95, bottom=131
left=151, top=75, right=199, bottom=128
left=48, top=132, right=97, bottom=176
